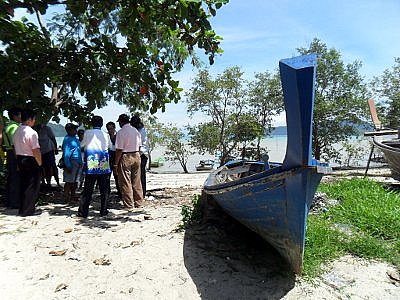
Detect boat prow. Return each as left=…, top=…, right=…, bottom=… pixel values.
left=203, top=54, right=331, bottom=273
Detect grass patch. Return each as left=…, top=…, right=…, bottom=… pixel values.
left=179, top=194, right=202, bottom=230
left=303, top=178, right=400, bottom=277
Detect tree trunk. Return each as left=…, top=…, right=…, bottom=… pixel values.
left=256, top=137, right=261, bottom=160
left=183, top=165, right=189, bottom=173
left=315, top=143, right=321, bottom=160
left=148, top=153, right=152, bottom=171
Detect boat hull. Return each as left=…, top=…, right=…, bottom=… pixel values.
left=201, top=54, right=329, bottom=273
left=373, top=138, right=400, bottom=180
left=204, top=165, right=323, bottom=273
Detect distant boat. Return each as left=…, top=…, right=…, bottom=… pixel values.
left=203, top=54, right=330, bottom=273
left=373, top=137, right=400, bottom=180
left=150, top=157, right=165, bottom=168
left=196, top=160, right=215, bottom=171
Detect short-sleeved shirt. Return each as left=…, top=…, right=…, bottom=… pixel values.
left=115, top=124, right=141, bottom=153
left=13, top=125, right=40, bottom=157
left=3, top=120, right=19, bottom=150
left=138, top=127, right=148, bottom=155
left=38, top=125, right=57, bottom=154
left=62, top=135, right=83, bottom=169
left=81, top=128, right=111, bottom=174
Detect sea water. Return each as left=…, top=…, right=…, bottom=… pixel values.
left=56, top=135, right=377, bottom=174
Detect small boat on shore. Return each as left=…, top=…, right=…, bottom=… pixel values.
left=196, top=160, right=215, bottom=171
left=203, top=54, right=330, bottom=273
left=150, top=157, right=165, bottom=168
left=373, top=137, right=400, bottom=180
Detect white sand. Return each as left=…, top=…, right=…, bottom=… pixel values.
left=0, top=170, right=399, bottom=299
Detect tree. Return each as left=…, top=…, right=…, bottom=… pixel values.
left=371, top=57, right=400, bottom=129
left=247, top=70, right=283, bottom=159
left=187, top=66, right=261, bottom=164
left=0, top=0, right=228, bottom=123
left=160, top=124, right=194, bottom=173
left=140, top=114, right=164, bottom=170
left=297, top=38, right=369, bottom=160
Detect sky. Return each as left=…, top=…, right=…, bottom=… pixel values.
left=15, top=0, right=400, bottom=127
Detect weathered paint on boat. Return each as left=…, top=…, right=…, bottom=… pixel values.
left=373, top=137, right=400, bottom=180
left=203, top=54, right=329, bottom=273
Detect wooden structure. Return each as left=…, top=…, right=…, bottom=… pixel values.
left=364, top=99, right=397, bottom=175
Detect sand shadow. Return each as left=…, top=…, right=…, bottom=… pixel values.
left=183, top=212, right=296, bottom=299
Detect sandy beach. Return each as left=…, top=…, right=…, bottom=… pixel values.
left=0, top=168, right=399, bottom=299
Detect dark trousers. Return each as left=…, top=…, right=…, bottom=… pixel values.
left=140, top=154, right=148, bottom=196
left=6, top=150, right=21, bottom=208
left=17, top=156, right=41, bottom=216
left=108, top=150, right=120, bottom=196
left=78, top=173, right=109, bottom=217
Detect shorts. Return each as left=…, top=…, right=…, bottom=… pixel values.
left=63, top=160, right=82, bottom=183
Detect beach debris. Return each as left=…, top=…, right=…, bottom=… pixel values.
left=144, top=215, right=153, bottom=220
left=39, top=273, right=50, bottom=280
left=322, top=272, right=355, bottom=290
left=146, top=196, right=155, bottom=201
left=130, top=239, right=142, bottom=247
left=54, top=283, right=68, bottom=292
left=93, top=257, right=111, bottom=265
left=68, top=255, right=81, bottom=261
left=122, top=239, right=143, bottom=249
left=310, top=192, right=338, bottom=214
left=125, top=270, right=138, bottom=277
left=129, top=287, right=134, bottom=293
left=64, top=228, right=73, bottom=233
left=387, top=270, right=400, bottom=283
left=49, top=249, right=67, bottom=256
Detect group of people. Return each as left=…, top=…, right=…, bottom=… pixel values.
left=69, top=113, right=148, bottom=217
left=1, top=107, right=149, bottom=218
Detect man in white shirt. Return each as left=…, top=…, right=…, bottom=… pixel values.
left=78, top=116, right=112, bottom=218
left=130, top=115, right=149, bottom=197
left=114, top=114, right=143, bottom=210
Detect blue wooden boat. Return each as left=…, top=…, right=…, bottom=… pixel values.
left=203, top=54, right=330, bottom=273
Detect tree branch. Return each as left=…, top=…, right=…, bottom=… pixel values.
left=34, top=8, right=51, bottom=41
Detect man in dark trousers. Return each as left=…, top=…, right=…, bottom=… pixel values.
left=3, top=107, right=22, bottom=209
left=106, top=121, right=121, bottom=199
left=78, top=116, right=111, bottom=218
left=13, top=109, right=42, bottom=216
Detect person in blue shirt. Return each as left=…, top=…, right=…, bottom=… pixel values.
left=62, top=123, right=83, bottom=203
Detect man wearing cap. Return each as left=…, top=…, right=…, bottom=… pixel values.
left=114, top=114, right=143, bottom=210
left=78, top=116, right=112, bottom=217
left=62, top=123, right=82, bottom=203
left=13, top=109, right=42, bottom=216
left=3, top=107, right=22, bottom=209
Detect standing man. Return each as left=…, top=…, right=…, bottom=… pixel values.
left=78, top=116, right=111, bottom=218
left=106, top=121, right=120, bottom=198
left=13, top=109, right=42, bottom=216
left=37, top=123, right=60, bottom=188
left=3, top=107, right=22, bottom=209
left=114, top=114, right=143, bottom=210
left=130, top=115, right=149, bottom=197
